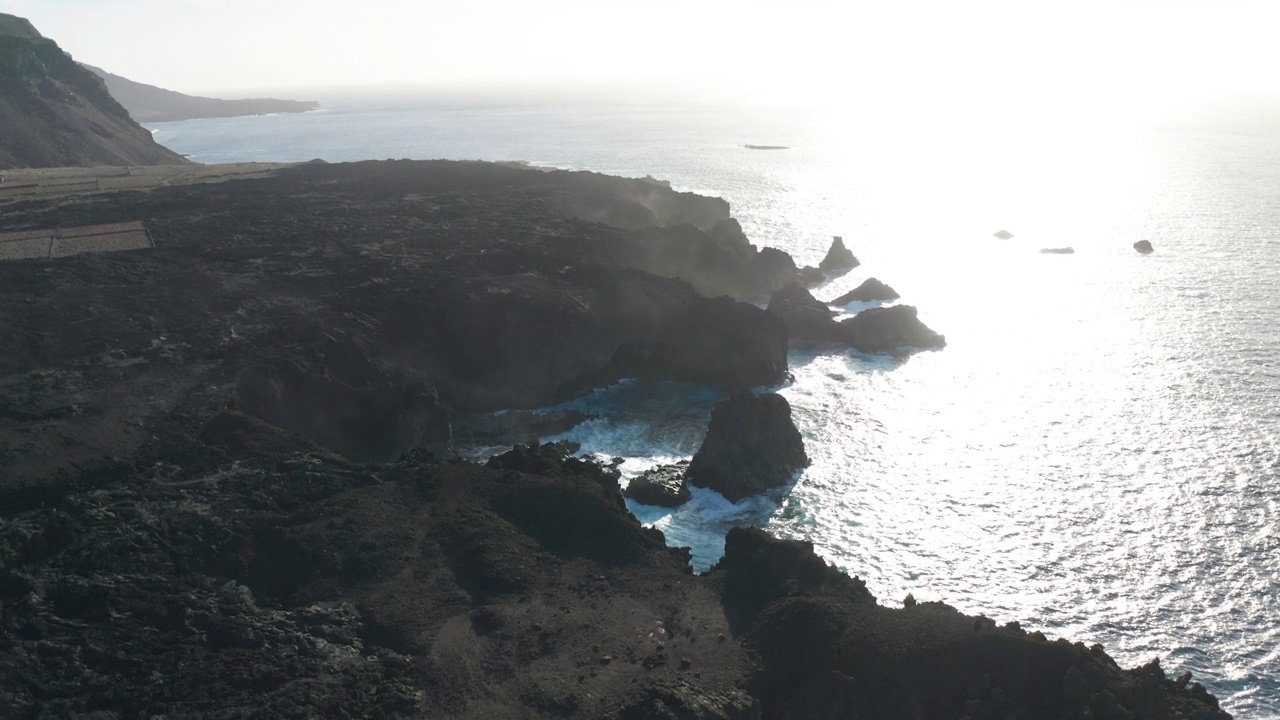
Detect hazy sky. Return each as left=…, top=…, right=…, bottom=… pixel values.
left=3, top=0, right=1280, bottom=108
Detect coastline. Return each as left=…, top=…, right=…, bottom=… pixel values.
left=0, top=160, right=1230, bottom=718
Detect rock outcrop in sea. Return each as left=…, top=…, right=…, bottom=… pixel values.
left=819, top=235, right=860, bottom=274
left=1135, top=239, right=1155, bottom=254
left=830, top=276, right=900, bottom=304
left=686, top=392, right=810, bottom=502
left=624, top=461, right=692, bottom=507
left=767, top=283, right=945, bottom=354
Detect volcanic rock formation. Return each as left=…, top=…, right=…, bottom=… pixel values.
left=818, top=235, right=860, bottom=275
left=0, top=159, right=1226, bottom=719
left=0, top=13, right=188, bottom=168
left=624, top=461, right=692, bottom=507
left=830, top=277, right=900, bottom=304
left=686, top=392, right=809, bottom=502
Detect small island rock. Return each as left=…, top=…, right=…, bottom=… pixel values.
left=818, top=236, right=860, bottom=275
left=686, top=392, right=809, bottom=502
left=624, top=461, right=692, bottom=507
left=1134, top=240, right=1154, bottom=254
left=830, top=278, right=900, bottom=305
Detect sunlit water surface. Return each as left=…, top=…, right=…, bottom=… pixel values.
left=152, top=95, right=1280, bottom=717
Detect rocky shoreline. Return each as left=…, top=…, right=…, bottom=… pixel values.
left=0, top=160, right=1229, bottom=718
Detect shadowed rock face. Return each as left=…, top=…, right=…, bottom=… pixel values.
left=766, top=284, right=944, bottom=355
left=686, top=392, right=809, bottom=503
left=840, top=304, right=946, bottom=354
left=0, top=13, right=189, bottom=168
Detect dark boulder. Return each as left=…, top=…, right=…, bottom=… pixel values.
left=829, top=278, right=900, bottom=305
left=624, top=461, right=692, bottom=507
left=1134, top=240, right=1154, bottom=254
left=766, top=284, right=841, bottom=346
left=839, top=305, right=945, bottom=355
left=818, top=236, right=859, bottom=275
left=686, top=393, right=809, bottom=503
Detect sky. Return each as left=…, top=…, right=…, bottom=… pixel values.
left=2, top=0, right=1280, bottom=110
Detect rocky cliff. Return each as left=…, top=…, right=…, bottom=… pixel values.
left=83, top=64, right=320, bottom=123
left=0, top=13, right=189, bottom=169
left=0, top=160, right=1229, bottom=718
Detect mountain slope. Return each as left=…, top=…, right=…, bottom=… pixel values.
left=0, top=13, right=189, bottom=169
left=84, top=64, right=320, bottom=123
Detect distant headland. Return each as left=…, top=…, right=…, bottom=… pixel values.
left=83, top=64, right=321, bottom=123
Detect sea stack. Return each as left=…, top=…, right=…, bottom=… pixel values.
left=1134, top=240, right=1154, bottom=254
left=686, top=392, right=809, bottom=502
left=819, top=236, right=860, bottom=275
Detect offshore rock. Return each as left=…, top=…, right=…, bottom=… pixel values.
left=1134, top=239, right=1155, bottom=254
left=818, top=235, right=860, bottom=276
left=686, top=393, right=809, bottom=503
left=624, top=461, right=692, bottom=507
left=840, top=304, right=946, bottom=355
left=830, top=277, right=900, bottom=304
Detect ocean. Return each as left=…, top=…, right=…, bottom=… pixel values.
left=150, top=92, right=1280, bottom=717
